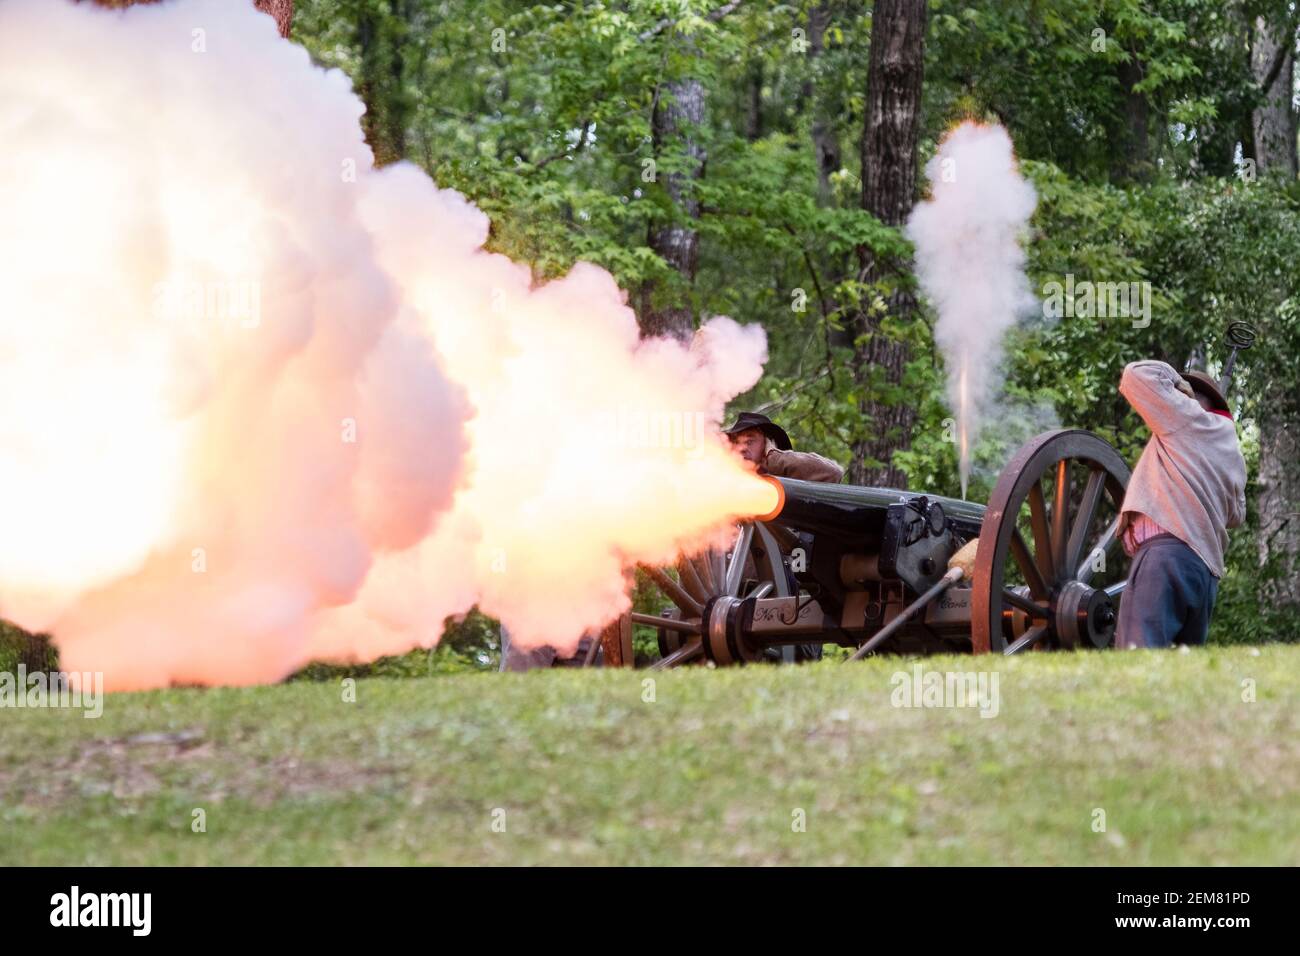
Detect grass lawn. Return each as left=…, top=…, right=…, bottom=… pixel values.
left=1, top=645, right=1296, bottom=865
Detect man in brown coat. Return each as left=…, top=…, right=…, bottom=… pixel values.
left=723, top=412, right=843, bottom=662
left=722, top=411, right=844, bottom=483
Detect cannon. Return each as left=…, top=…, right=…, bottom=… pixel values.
left=600, top=428, right=1132, bottom=667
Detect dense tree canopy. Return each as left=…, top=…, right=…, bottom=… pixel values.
left=287, top=0, right=1299, bottom=646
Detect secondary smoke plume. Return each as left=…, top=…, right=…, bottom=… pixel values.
left=904, top=122, right=1038, bottom=498
left=0, top=0, right=777, bottom=689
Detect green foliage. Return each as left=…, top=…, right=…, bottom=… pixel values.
left=292, top=608, right=500, bottom=679
left=297, top=2, right=1300, bottom=655
left=0, top=622, right=57, bottom=674
left=925, top=0, right=1273, bottom=181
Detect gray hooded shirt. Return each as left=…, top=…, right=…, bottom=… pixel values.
left=1118, top=361, right=1247, bottom=577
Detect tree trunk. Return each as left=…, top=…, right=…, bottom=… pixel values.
left=254, top=0, right=294, bottom=38
left=1198, top=6, right=1255, bottom=178
left=810, top=3, right=856, bottom=351
left=851, top=0, right=926, bottom=488
left=1250, top=16, right=1300, bottom=622
left=1257, top=418, right=1300, bottom=612
left=1109, top=49, right=1150, bottom=184
left=807, top=3, right=842, bottom=204
left=88, top=0, right=293, bottom=36
left=1250, top=17, right=1298, bottom=179
left=641, top=70, right=707, bottom=342
left=356, top=1, right=411, bottom=167
left=744, top=58, right=763, bottom=142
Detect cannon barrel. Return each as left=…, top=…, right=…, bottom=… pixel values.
left=763, top=476, right=986, bottom=541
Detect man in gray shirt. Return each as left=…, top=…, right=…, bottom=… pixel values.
left=1114, top=361, right=1247, bottom=648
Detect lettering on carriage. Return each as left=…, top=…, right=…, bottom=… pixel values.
left=753, top=599, right=818, bottom=624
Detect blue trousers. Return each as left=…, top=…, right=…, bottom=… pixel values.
left=1115, top=534, right=1219, bottom=649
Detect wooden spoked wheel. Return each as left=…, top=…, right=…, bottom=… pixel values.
left=600, top=522, right=793, bottom=669
left=971, top=429, right=1131, bottom=655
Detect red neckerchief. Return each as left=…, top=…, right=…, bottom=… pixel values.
left=1210, top=409, right=1233, bottom=421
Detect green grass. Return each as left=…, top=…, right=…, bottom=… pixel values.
left=2, top=645, right=1297, bottom=865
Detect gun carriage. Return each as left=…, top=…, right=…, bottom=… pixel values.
left=600, top=429, right=1133, bottom=667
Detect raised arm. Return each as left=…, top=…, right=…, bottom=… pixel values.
left=1119, top=360, right=1202, bottom=438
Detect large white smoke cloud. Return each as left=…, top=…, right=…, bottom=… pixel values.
left=0, top=0, right=775, bottom=688
left=904, top=122, right=1038, bottom=497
